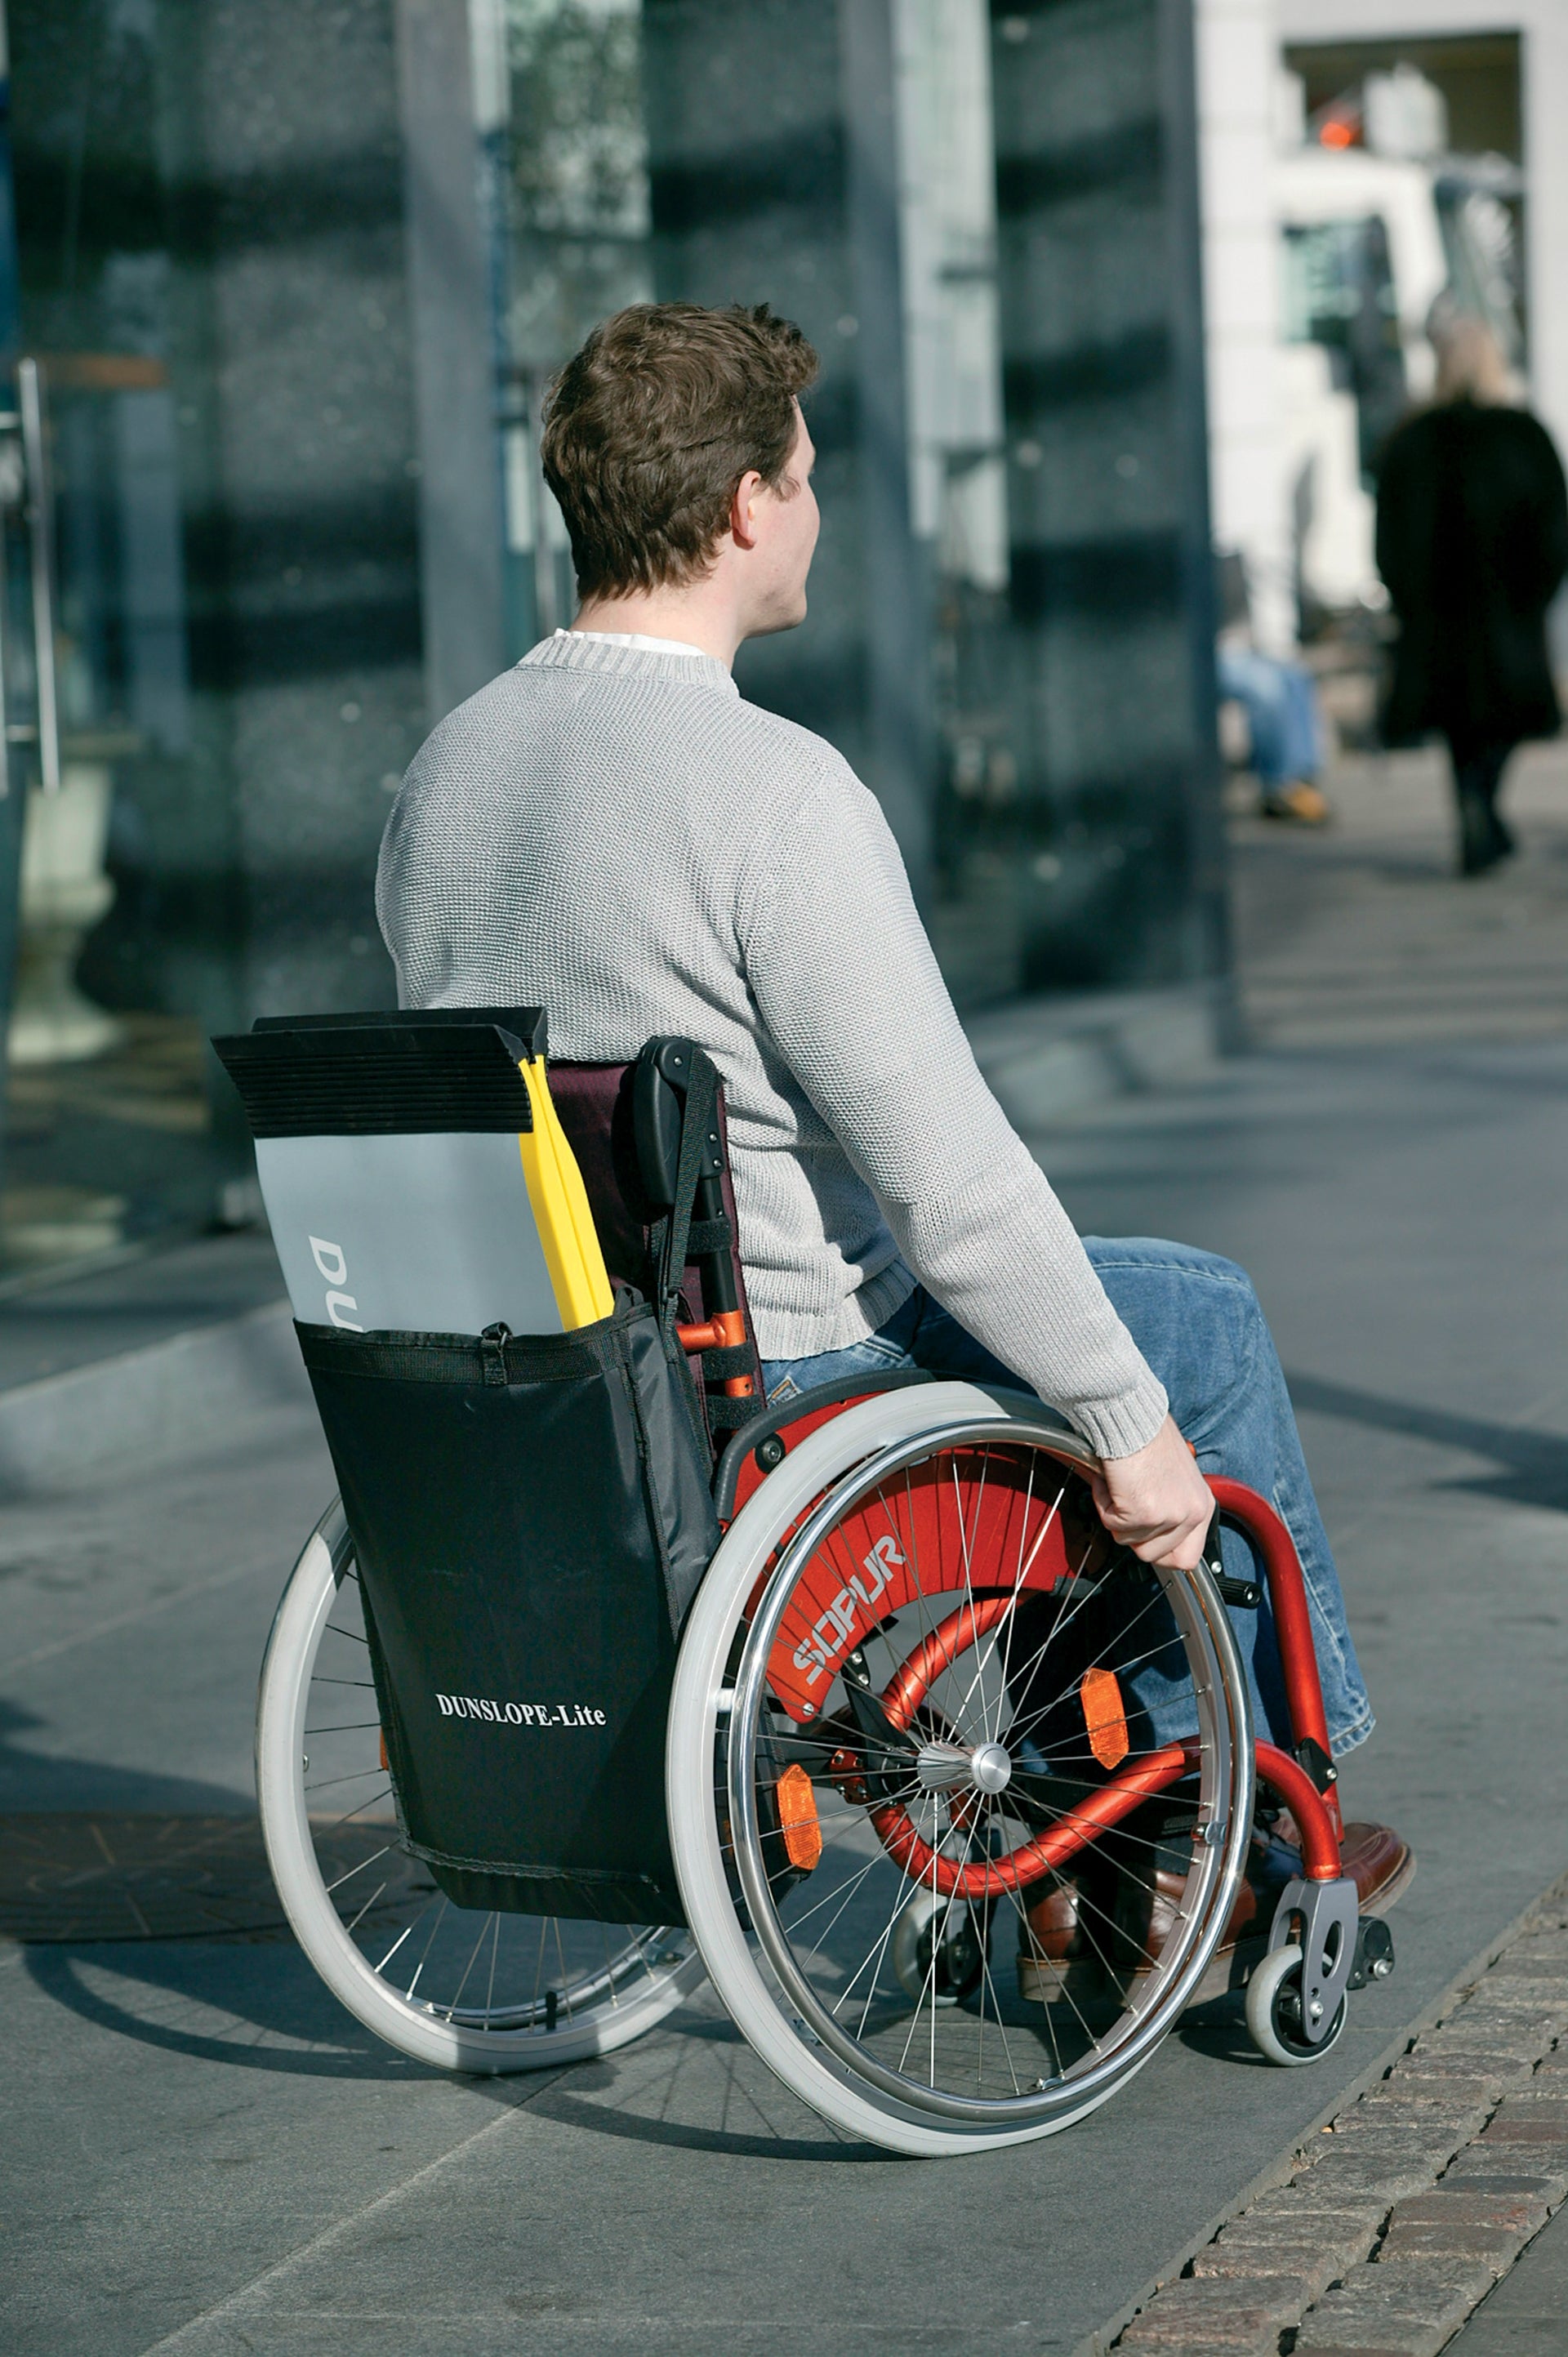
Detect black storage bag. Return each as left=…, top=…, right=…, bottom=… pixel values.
left=299, top=1294, right=719, bottom=1926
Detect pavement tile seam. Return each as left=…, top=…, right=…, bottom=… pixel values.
left=1100, top=1874, right=1568, bottom=2357
left=128, top=2074, right=566, bottom=2357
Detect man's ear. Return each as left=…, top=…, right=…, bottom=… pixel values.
left=729, top=467, right=764, bottom=551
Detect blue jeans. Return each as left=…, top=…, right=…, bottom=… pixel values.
left=1217, top=645, right=1324, bottom=789
left=760, top=1240, right=1373, bottom=1760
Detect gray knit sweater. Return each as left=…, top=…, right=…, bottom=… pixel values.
left=376, top=632, right=1168, bottom=1458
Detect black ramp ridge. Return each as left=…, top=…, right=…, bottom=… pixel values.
left=249, top=1007, right=548, bottom=1056
left=213, top=1021, right=539, bottom=1138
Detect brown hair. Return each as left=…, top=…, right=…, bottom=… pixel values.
left=540, top=302, right=819, bottom=599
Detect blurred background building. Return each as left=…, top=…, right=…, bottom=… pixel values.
left=0, top=0, right=1558, bottom=1283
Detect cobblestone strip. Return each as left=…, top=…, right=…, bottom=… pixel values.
left=1102, top=1881, right=1568, bottom=2357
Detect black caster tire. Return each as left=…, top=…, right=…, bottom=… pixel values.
left=1246, top=1940, right=1348, bottom=2065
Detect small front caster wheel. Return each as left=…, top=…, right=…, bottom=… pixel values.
left=1246, top=1941, right=1348, bottom=2065
left=891, top=1887, right=986, bottom=2008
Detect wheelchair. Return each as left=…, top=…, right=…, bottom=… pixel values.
left=220, top=1011, right=1385, bottom=2158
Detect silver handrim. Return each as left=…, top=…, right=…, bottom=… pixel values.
left=722, top=1419, right=1252, bottom=2129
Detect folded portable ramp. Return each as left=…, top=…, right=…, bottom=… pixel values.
left=213, top=1009, right=614, bottom=1337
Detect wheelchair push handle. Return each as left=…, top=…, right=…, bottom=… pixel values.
left=632, top=1040, right=754, bottom=1398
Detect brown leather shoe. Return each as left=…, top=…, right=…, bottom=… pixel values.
left=1015, top=1817, right=1201, bottom=2006
left=1243, top=1812, right=1415, bottom=1922
left=1015, top=1855, right=1129, bottom=2006
left=1338, top=1820, right=1417, bottom=1914
left=1129, top=1816, right=1416, bottom=2006
left=1017, top=1816, right=1414, bottom=2008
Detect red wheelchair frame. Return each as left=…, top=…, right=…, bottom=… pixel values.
left=718, top=1383, right=1347, bottom=1904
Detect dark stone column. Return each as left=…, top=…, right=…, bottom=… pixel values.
left=644, top=0, right=1223, bottom=996
left=644, top=0, right=934, bottom=892
left=992, top=0, right=1225, bottom=991
left=394, top=0, right=508, bottom=728
left=185, top=0, right=423, bottom=1023
left=11, top=0, right=428, bottom=1040
left=0, top=0, right=413, bottom=1062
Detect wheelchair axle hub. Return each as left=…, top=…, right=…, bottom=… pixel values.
left=916, top=1738, right=1013, bottom=1795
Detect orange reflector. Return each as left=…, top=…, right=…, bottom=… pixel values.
left=379, top=1728, right=389, bottom=1772
left=777, top=1763, right=823, bottom=1872
left=1080, top=1665, right=1129, bottom=1771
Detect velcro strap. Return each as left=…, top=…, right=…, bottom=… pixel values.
left=696, top=1343, right=755, bottom=1377
left=705, top=1395, right=763, bottom=1430
left=684, top=1216, right=733, bottom=1256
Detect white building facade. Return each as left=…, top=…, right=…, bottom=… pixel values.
left=1197, top=0, right=1567, bottom=650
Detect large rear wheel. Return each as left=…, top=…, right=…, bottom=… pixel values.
left=256, top=1502, right=703, bottom=2071
left=668, top=1383, right=1254, bottom=2154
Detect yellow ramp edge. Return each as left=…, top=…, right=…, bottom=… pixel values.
left=516, top=1058, right=615, bottom=1330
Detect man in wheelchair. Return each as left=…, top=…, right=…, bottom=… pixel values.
left=376, top=299, right=1410, bottom=2005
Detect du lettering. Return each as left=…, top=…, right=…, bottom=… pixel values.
left=309, top=1235, right=363, bottom=1331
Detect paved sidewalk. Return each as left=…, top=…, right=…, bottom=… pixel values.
left=0, top=1232, right=284, bottom=1396
left=0, top=1232, right=302, bottom=1497
left=1229, top=735, right=1568, bottom=1050
left=2, top=751, right=1566, bottom=2355
left=4, top=1025, right=1564, bottom=2355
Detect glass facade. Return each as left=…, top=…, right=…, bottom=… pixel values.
left=0, top=0, right=1222, bottom=1281
left=1, top=8, right=221, bottom=1267
left=484, top=0, right=1220, bottom=1002
left=0, top=0, right=425, bottom=1274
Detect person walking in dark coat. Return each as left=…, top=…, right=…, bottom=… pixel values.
left=1376, top=315, right=1568, bottom=876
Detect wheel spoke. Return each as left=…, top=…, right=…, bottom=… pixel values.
left=992, top=1869, right=1106, bottom=2061
left=441, top=1914, right=497, bottom=2019
left=836, top=1830, right=942, bottom=2038
left=403, top=1899, right=448, bottom=2002
left=345, top=1880, right=389, bottom=1936
left=990, top=1456, right=1040, bottom=1740
left=323, top=1842, right=394, bottom=1896
left=312, top=1784, right=395, bottom=1838
left=781, top=1849, right=884, bottom=1945
left=483, top=1911, right=501, bottom=2023
left=969, top=1814, right=1023, bottom=2096
left=302, top=1765, right=388, bottom=1795
left=372, top=1918, right=417, bottom=1976
left=895, top=1798, right=986, bottom=2083
left=1004, top=1585, right=1191, bottom=1742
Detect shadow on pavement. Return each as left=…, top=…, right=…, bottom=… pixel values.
left=0, top=1696, right=418, bottom=2080
left=23, top=1930, right=903, bottom=2154
left=524, top=2019, right=893, bottom=2163
left=529, top=2075, right=884, bottom=2163
left=1174, top=1994, right=1278, bottom=2071
left=1287, top=1373, right=1568, bottom=1513
left=0, top=1695, right=262, bottom=1818
left=19, top=1936, right=423, bottom=2079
